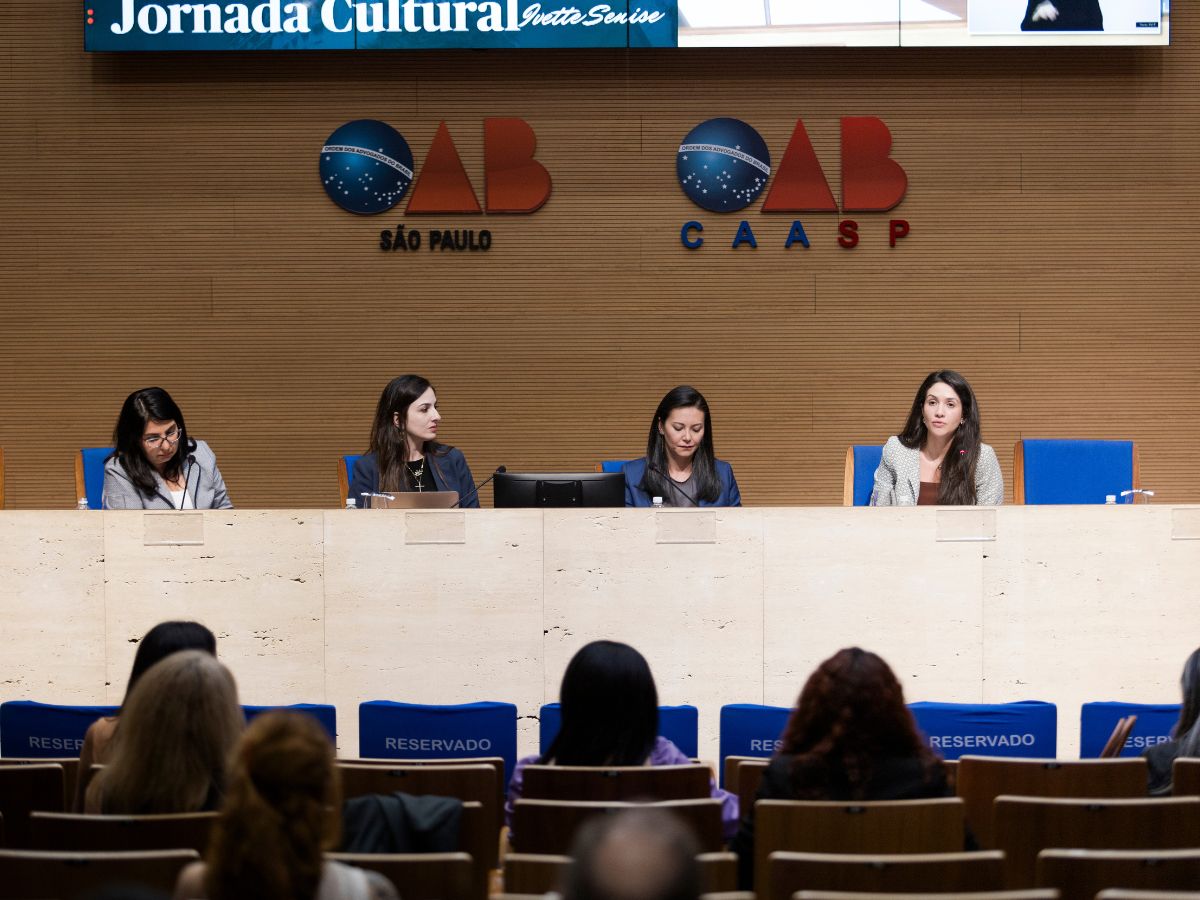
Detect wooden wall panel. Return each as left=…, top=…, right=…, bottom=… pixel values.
left=0, top=3, right=1197, bottom=508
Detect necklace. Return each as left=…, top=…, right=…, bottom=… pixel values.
left=406, top=457, right=426, bottom=492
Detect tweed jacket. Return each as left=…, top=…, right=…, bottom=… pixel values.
left=101, top=439, right=232, bottom=510
left=870, top=435, right=1003, bottom=506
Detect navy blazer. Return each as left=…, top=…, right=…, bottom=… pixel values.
left=348, top=447, right=479, bottom=508
left=622, top=457, right=742, bottom=508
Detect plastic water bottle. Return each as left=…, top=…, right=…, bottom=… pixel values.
left=345, top=498, right=357, bottom=510
left=651, top=496, right=664, bottom=509
left=77, top=498, right=89, bottom=511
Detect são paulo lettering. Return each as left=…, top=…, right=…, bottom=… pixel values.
left=379, top=225, right=493, bottom=252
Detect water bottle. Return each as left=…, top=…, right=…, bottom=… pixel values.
left=345, top=498, right=357, bottom=510
left=77, top=498, right=89, bottom=511
left=651, top=496, right=664, bottom=509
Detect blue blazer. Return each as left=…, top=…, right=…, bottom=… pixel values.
left=622, top=457, right=742, bottom=508
left=348, top=447, right=479, bottom=508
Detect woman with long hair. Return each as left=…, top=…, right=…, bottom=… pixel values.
left=731, top=648, right=949, bottom=887
left=102, top=387, right=232, bottom=510
left=174, top=712, right=397, bottom=900
left=505, top=640, right=738, bottom=843
left=75, top=621, right=217, bottom=810
left=870, top=370, right=1003, bottom=506
left=1146, top=648, right=1200, bottom=795
left=347, top=374, right=478, bottom=507
left=86, top=650, right=243, bottom=814
left=623, top=386, right=741, bottom=507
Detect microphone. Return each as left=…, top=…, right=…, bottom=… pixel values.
left=647, top=463, right=699, bottom=507
left=453, top=465, right=506, bottom=508
left=179, top=454, right=196, bottom=511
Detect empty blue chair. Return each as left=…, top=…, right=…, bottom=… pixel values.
left=718, top=703, right=790, bottom=786
left=1015, top=439, right=1138, bottom=504
left=1080, top=701, right=1180, bottom=758
left=359, top=700, right=518, bottom=781
left=1, top=700, right=118, bottom=757
left=539, top=702, right=698, bottom=759
left=339, top=454, right=363, bottom=505
left=843, top=445, right=884, bottom=506
left=243, top=703, right=337, bottom=743
left=908, top=700, right=1057, bottom=759
left=76, top=448, right=113, bottom=510
left=599, top=460, right=631, bottom=474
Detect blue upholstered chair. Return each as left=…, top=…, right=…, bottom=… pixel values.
left=243, top=703, right=337, bottom=743
left=358, top=700, right=518, bottom=781
left=539, top=702, right=698, bottom=758
left=75, top=448, right=113, bottom=510
left=843, top=444, right=884, bottom=506
left=718, top=703, right=790, bottom=784
left=908, top=700, right=1057, bottom=760
left=1015, top=439, right=1139, bottom=504
left=1080, top=701, right=1181, bottom=758
left=598, top=459, right=630, bottom=474
left=339, top=454, right=363, bottom=506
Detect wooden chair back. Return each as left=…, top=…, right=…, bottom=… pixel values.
left=0, top=764, right=65, bottom=848
left=766, top=850, right=1006, bottom=900
left=754, top=798, right=966, bottom=892
left=736, top=759, right=769, bottom=817
left=956, top=757, right=1148, bottom=848
left=1098, top=891, right=1200, bottom=900
left=995, top=796, right=1200, bottom=888
left=1100, top=717, right=1138, bottom=759
left=0, top=758, right=79, bottom=814
left=511, top=798, right=723, bottom=854
left=29, top=811, right=217, bottom=853
left=502, top=851, right=736, bottom=895
left=0, top=848, right=198, bottom=899
left=521, top=764, right=711, bottom=802
left=328, top=851, right=475, bottom=900
left=703, top=893, right=756, bottom=900
left=1172, top=758, right=1200, bottom=796
left=1037, top=848, right=1200, bottom=900
left=795, top=892, right=1059, bottom=900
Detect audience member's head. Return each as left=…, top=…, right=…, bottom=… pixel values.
left=564, top=807, right=701, bottom=900
left=545, top=640, right=659, bottom=767
left=122, top=620, right=217, bottom=707
left=778, top=647, right=939, bottom=798
left=88, top=650, right=242, bottom=814
left=203, top=711, right=340, bottom=900
left=1174, top=647, right=1200, bottom=756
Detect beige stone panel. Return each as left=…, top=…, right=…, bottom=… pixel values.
left=323, top=509, right=544, bottom=758
left=101, top=510, right=326, bottom=709
left=984, top=505, right=1200, bottom=757
left=543, top=509, right=765, bottom=764
left=0, top=512, right=106, bottom=703
left=764, top=507, right=986, bottom=712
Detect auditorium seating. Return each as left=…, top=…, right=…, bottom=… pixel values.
left=74, top=447, right=111, bottom=509
left=510, top=798, right=724, bottom=854
left=843, top=445, right=884, bottom=506
left=1079, top=703, right=1180, bottom=758
left=0, top=763, right=65, bottom=847
left=0, top=757, right=78, bottom=810
left=1173, top=759, right=1200, bottom=796
left=1014, top=439, right=1139, bottom=505
left=0, top=848, right=198, bottom=898
left=339, top=454, right=362, bottom=506
left=994, top=796, right=1200, bottom=888
left=598, top=460, right=629, bottom=473
left=1098, top=891, right=1200, bottom=900
left=765, top=850, right=1007, bottom=900
left=718, top=704, right=789, bottom=783
left=724, top=756, right=769, bottom=814
left=1037, top=849, right=1200, bottom=900
left=540, top=703, right=699, bottom=758
left=520, top=763, right=711, bottom=802
left=503, top=850, right=737, bottom=894
left=955, top=756, right=1149, bottom=847
left=1100, top=716, right=1139, bottom=759
left=357, top=700, right=518, bottom=781
left=327, top=851, right=475, bottom=900
left=28, top=811, right=217, bottom=853
left=796, top=893, right=1059, bottom=900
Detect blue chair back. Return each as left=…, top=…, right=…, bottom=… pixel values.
left=80, top=448, right=112, bottom=509
left=1080, top=701, right=1181, bottom=758
left=851, top=445, right=883, bottom=506
left=599, top=460, right=629, bottom=474
left=539, top=702, right=698, bottom=759
left=908, top=700, right=1057, bottom=759
left=1, top=700, right=118, bottom=757
left=358, top=700, right=518, bottom=781
left=1020, top=439, right=1135, bottom=504
left=718, top=703, right=791, bottom=786
left=243, top=703, right=337, bottom=743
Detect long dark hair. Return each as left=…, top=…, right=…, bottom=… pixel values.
left=898, top=370, right=982, bottom=505
left=542, top=641, right=659, bottom=767
left=122, top=621, right=217, bottom=708
left=112, top=387, right=196, bottom=498
left=368, top=374, right=449, bottom=492
left=640, top=386, right=720, bottom=504
left=778, top=647, right=941, bottom=799
left=1175, top=648, right=1200, bottom=757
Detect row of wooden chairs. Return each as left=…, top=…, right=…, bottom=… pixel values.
left=504, top=851, right=738, bottom=894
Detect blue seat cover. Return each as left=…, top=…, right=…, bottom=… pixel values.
left=908, top=700, right=1057, bottom=759
left=1080, top=701, right=1180, bottom=758
left=359, top=700, right=518, bottom=782
left=80, top=448, right=113, bottom=509
left=600, top=460, right=630, bottom=474
left=1022, top=439, right=1134, bottom=504
left=718, top=703, right=791, bottom=786
left=1, top=700, right=119, bottom=757
left=243, top=703, right=337, bottom=743
left=853, top=445, right=883, bottom=506
left=539, top=702, right=698, bottom=759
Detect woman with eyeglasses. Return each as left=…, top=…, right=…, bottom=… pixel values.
left=102, top=387, right=232, bottom=510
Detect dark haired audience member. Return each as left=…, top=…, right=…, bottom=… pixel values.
left=175, top=711, right=397, bottom=900
left=103, top=386, right=232, bottom=510
left=505, top=640, right=738, bottom=843
left=563, top=807, right=702, bottom=900
left=1146, top=646, right=1200, bottom=795
left=731, top=647, right=949, bottom=888
left=86, top=651, right=242, bottom=814
left=623, top=385, right=741, bottom=507
left=75, top=620, right=218, bottom=810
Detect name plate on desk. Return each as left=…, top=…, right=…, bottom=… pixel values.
left=935, top=508, right=996, bottom=542
left=143, top=512, right=205, bottom=546
left=404, top=511, right=466, bottom=545
left=1172, top=508, right=1200, bottom=540
left=655, top=510, right=716, bottom=544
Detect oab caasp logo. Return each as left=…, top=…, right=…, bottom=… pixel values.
left=676, top=116, right=910, bottom=250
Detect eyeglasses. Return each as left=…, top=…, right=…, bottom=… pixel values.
left=143, top=427, right=181, bottom=448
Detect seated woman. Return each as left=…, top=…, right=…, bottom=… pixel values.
left=86, top=650, right=243, bottom=814
left=174, top=711, right=398, bottom=900
left=348, top=374, right=478, bottom=507
left=732, top=648, right=950, bottom=888
left=1145, top=647, right=1200, bottom=795
left=870, top=369, right=1003, bottom=506
left=623, top=386, right=741, bottom=507
left=75, top=620, right=217, bottom=810
left=103, top=387, right=233, bottom=510
left=505, top=640, right=738, bottom=843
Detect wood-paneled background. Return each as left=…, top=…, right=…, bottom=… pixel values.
left=0, top=4, right=1195, bottom=509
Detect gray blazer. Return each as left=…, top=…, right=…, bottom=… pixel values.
left=102, top=439, right=232, bottom=510
left=870, top=435, right=1004, bottom=506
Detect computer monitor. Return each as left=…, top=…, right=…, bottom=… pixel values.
left=493, top=472, right=625, bottom=508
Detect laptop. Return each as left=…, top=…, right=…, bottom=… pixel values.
left=363, top=491, right=460, bottom=509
